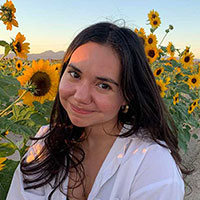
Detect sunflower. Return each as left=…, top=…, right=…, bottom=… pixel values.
left=5, top=130, right=9, bottom=135
left=16, top=60, right=23, bottom=71
left=0, top=0, right=18, bottom=30
left=156, top=79, right=168, bottom=97
left=12, top=32, right=30, bottom=59
left=153, top=67, right=164, bottom=77
left=192, top=99, right=199, bottom=108
left=145, top=45, right=159, bottom=63
left=149, top=17, right=161, bottom=29
left=52, top=63, right=62, bottom=74
left=188, top=104, right=195, bottom=114
left=17, top=60, right=59, bottom=106
left=0, top=157, right=7, bottom=171
left=2, top=0, right=16, bottom=13
left=148, top=10, right=160, bottom=21
left=166, top=42, right=175, bottom=57
left=173, top=93, right=179, bottom=105
left=180, top=52, right=194, bottom=68
left=187, top=74, right=200, bottom=89
left=3, top=16, right=18, bottom=30
left=183, top=46, right=190, bottom=55
left=134, top=28, right=146, bottom=44
left=145, top=33, right=157, bottom=47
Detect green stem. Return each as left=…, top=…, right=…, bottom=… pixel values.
left=159, top=32, right=168, bottom=47
left=0, top=90, right=28, bottom=117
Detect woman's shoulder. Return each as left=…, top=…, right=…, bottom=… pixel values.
left=25, top=125, right=49, bottom=163
left=34, top=125, right=50, bottom=137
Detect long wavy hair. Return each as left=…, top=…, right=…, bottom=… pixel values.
left=21, top=22, right=190, bottom=199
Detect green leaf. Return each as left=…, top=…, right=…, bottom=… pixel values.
left=160, top=46, right=167, bottom=52
left=192, top=134, right=198, bottom=139
left=30, top=113, right=48, bottom=126
left=0, top=41, right=9, bottom=47
left=175, top=73, right=185, bottom=81
left=9, top=123, right=35, bottom=138
left=178, top=135, right=188, bottom=152
left=177, top=83, right=190, bottom=93
left=0, top=159, right=19, bottom=200
left=164, top=64, right=173, bottom=72
left=4, top=45, right=11, bottom=57
left=0, top=87, right=10, bottom=101
left=33, top=101, right=53, bottom=117
left=0, top=143, right=16, bottom=157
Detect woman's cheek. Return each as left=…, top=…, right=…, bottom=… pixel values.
left=59, top=81, right=74, bottom=99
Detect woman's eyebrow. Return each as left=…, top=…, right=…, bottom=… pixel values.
left=67, top=63, right=82, bottom=73
left=96, top=77, right=119, bottom=87
left=68, top=63, right=119, bottom=86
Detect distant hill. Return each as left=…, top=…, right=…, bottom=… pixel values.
left=1, top=51, right=200, bottom=62
left=0, top=50, right=65, bottom=60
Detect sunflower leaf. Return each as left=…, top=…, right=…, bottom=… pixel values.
left=164, top=64, right=173, bottom=72
left=175, top=73, right=185, bottom=80
left=4, top=45, right=11, bottom=57
left=0, top=159, right=19, bottom=200
left=30, top=113, right=48, bottom=126
left=192, top=134, right=198, bottom=139
left=160, top=46, right=167, bottom=52
left=0, top=143, right=17, bottom=157
left=0, top=40, right=9, bottom=47
left=178, top=136, right=187, bottom=153
left=0, top=87, right=10, bottom=101
left=8, top=123, right=35, bottom=138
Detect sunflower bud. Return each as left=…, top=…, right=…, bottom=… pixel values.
left=169, top=25, right=174, bottom=30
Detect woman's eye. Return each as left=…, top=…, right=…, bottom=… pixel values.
left=98, top=83, right=111, bottom=90
left=68, top=71, right=80, bottom=79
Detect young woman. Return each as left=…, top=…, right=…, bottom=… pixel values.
left=7, top=22, right=186, bottom=200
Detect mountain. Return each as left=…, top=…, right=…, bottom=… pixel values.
left=0, top=50, right=65, bottom=60
left=1, top=51, right=200, bottom=62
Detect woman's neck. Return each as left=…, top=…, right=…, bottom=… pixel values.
left=83, top=123, right=122, bottom=151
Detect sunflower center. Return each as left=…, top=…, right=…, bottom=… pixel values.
left=193, top=102, right=197, bottom=106
left=148, top=38, right=153, bottom=44
left=191, top=78, right=197, bottom=84
left=189, top=106, right=192, bottom=111
left=156, top=69, right=161, bottom=75
left=184, top=56, right=190, bottom=63
left=153, top=20, right=158, bottom=25
left=148, top=50, right=155, bottom=58
left=17, top=63, right=21, bottom=68
left=30, top=72, right=51, bottom=96
left=152, top=14, right=156, bottom=18
left=175, top=97, right=178, bottom=101
left=15, top=42, right=22, bottom=53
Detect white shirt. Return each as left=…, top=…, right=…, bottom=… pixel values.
left=7, top=126, right=184, bottom=200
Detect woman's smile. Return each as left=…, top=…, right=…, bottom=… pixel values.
left=69, top=103, right=95, bottom=115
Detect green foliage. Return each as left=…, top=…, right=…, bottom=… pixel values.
left=0, top=160, right=19, bottom=200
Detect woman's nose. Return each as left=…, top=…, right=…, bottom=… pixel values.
left=73, top=82, right=92, bottom=104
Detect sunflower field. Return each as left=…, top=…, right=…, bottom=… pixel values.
left=0, top=1, right=199, bottom=199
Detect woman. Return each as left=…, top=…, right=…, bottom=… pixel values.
left=7, top=22, right=186, bottom=200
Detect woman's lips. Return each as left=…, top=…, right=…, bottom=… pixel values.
left=70, top=103, right=94, bottom=114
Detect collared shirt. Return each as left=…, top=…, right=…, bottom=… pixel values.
left=7, top=126, right=184, bottom=200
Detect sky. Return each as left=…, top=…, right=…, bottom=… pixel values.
left=1, top=0, right=200, bottom=58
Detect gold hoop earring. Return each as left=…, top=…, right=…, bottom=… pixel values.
left=122, top=105, right=129, bottom=113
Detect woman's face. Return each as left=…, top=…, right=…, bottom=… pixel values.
left=59, top=42, right=125, bottom=130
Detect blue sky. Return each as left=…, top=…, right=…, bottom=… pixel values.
left=1, top=0, right=200, bottom=58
